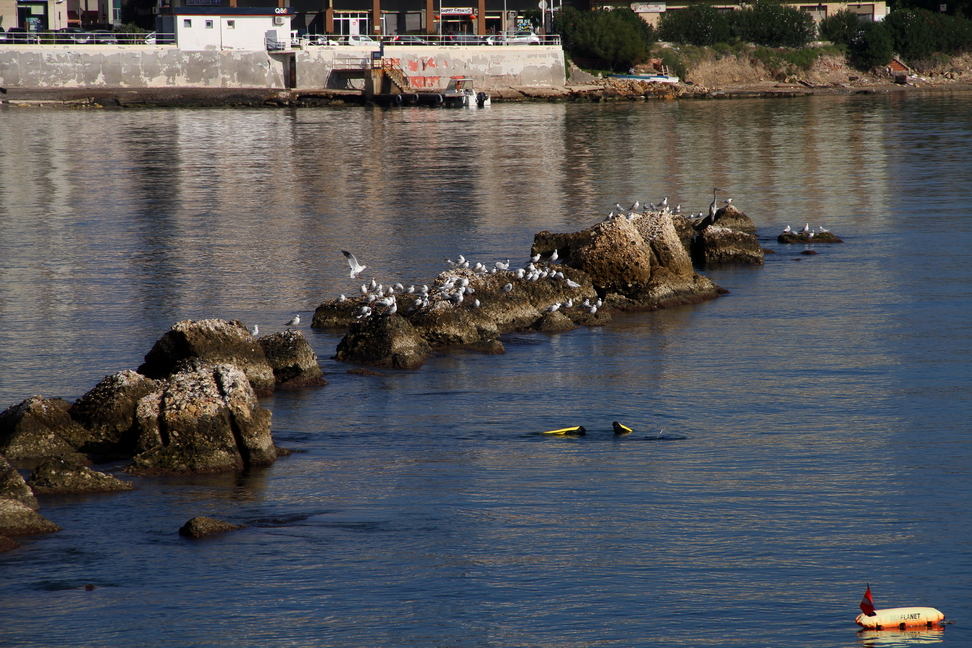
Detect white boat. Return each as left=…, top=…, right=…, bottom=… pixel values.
left=609, top=73, right=680, bottom=84
left=443, top=78, right=491, bottom=107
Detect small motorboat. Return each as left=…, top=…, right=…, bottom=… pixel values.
left=443, top=78, right=491, bottom=108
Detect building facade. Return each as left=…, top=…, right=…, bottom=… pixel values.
left=593, top=0, right=888, bottom=27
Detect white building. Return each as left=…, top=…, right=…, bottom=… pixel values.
left=158, top=6, right=295, bottom=51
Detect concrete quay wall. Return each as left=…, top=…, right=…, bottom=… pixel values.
left=0, top=44, right=566, bottom=91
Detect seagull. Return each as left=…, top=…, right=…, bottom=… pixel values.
left=545, top=302, right=561, bottom=313
left=360, top=283, right=369, bottom=296
left=285, top=314, right=300, bottom=327
left=387, top=301, right=398, bottom=315
left=472, top=299, right=480, bottom=308
left=548, top=249, right=559, bottom=263
left=341, top=250, right=367, bottom=278
left=495, top=260, right=510, bottom=270
left=660, top=196, right=669, bottom=210
left=249, top=324, right=259, bottom=337
left=801, top=223, right=810, bottom=234
left=782, top=225, right=792, bottom=233
left=629, top=200, right=641, bottom=212
left=530, top=253, right=541, bottom=264
left=723, top=198, right=733, bottom=205
left=356, top=306, right=372, bottom=319
left=337, top=294, right=346, bottom=302
left=818, top=226, right=830, bottom=233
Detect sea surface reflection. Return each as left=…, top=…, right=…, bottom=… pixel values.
left=1, top=93, right=971, bottom=647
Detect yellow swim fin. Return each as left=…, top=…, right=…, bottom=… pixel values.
left=542, top=426, right=587, bottom=436
left=612, top=421, right=633, bottom=435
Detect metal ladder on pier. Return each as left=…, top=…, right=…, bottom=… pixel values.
left=382, top=62, right=410, bottom=92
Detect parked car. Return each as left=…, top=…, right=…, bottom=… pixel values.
left=488, top=30, right=541, bottom=45
left=92, top=30, right=118, bottom=44
left=391, top=35, right=428, bottom=45
left=6, top=27, right=41, bottom=43
left=342, top=34, right=375, bottom=45
left=446, top=33, right=486, bottom=45
left=55, top=28, right=93, bottom=44
left=307, top=34, right=340, bottom=45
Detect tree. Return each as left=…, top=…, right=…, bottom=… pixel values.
left=848, top=21, right=894, bottom=67
left=818, top=9, right=866, bottom=45
left=555, top=7, right=653, bottom=71
left=733, top=0, right=816, bottom=48
left=659, top=4, right=732, bottom=46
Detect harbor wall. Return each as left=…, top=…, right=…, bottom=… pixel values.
left=0, top=44, right=566, bottom=91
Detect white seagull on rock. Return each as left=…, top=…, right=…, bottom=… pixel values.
left=285, top=314, right=300, bottom=327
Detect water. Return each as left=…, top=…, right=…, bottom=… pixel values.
left=1, top=94, right=971, bottom=647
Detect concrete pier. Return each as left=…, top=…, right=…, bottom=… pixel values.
left=0, top=44, right=566, bottom=93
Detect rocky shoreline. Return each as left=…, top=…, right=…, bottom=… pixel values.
left=4, top=78, right=970, bottom=108
left=0, top=202, right=768, bottom=551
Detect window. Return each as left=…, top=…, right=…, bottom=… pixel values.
left=183, top=18, right=191, bottom=28
left=205, top=19, right=213, bottom=28
left=226, top=19, right=235, bottom=29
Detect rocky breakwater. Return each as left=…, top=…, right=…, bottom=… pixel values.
left=314, top=211, right=725, bottom=369
left=0, top=318, right=327, bottom=544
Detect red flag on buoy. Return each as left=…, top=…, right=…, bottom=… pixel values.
left=860, top=584, right=876, bottom=617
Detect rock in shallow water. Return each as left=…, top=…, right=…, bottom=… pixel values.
left=0, top=396, right=90, bottom=465
left=178, top=515, right=245, bottom=538
left=258, top=330, right=327, bottom=389
left=69, top=370, right=159, bottom=461
left=127, top=361, right=276, bottom=475
left=26, top=457, right=134, bottom=495
left=138, top=319, right=276, bottom=394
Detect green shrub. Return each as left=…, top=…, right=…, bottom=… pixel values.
left=659, top=4, right=732, bottom=46
left=848, top=21, right=894, bottom=68
left=555, top=7, right=652, bottom=71
left=782, top=47, right=821, bottom=69
left=819, top=9, right=865, bottom=45
left=884, top=8, right=941, bottom=59
left=657, top=47, right=689, bottom=78
left=733, top=0, right=816, bottom=48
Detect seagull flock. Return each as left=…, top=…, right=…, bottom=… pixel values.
left=604, top=190, right=733, bottom=223
left=248, top=190, right=734, bottom=338
left=781, top=223, right=830, bottom=238
left=332, top=250, right=599, bottom=322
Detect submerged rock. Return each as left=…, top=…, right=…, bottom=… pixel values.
left=178, top=515, right=245, bottom=538
left=0, top=535, right=20, bottom=552
left=127, top=361, right=275, bottom=475
left=259, top=330, right=327, bottom=389
left=69, top=370, right=159, bottom=460
left=138, top=319, right=276, bottom=394
left=0, top=396, right=90, bottom=465
left=26, top=457, right=134, bottom=495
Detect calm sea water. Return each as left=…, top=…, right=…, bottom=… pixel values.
left=1, top=93, right=971, bottom=648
